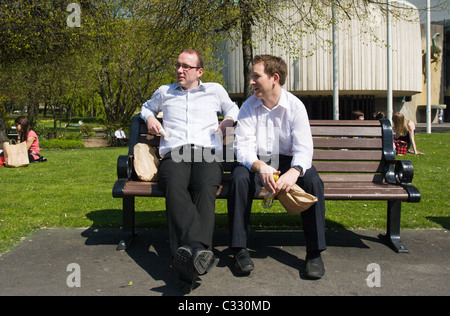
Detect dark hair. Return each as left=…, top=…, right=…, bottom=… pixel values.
left=375, top=111, right=385, bottom=120
left=253, top=55, right=287, bottom=86
left=14, top=116, right=30, bottom=142
left=181, top=49, right=204, bottom=69
left=353, top=110, right=364, bottom=120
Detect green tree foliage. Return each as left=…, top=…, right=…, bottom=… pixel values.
left=0, top=0, right=94, bottom=65
left=0, top=0, right=231, bottom=133
left=0, top=0, right=98, bottom=134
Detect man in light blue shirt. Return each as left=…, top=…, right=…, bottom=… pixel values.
left=141, top=49, right=238, bottom=292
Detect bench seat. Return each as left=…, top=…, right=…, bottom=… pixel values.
left=117, top=180, right=413, bottom=201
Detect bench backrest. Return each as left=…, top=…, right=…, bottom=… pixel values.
left=127, top=116, right=396, bottom=184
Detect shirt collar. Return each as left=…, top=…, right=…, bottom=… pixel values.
left=172, top=80, right=205, bottom=92
left=252, top=89, right=289, bottom=110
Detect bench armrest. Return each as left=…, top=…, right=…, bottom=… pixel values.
left=113, top=155, right=134, bottom=198
left=117, top=155, right=133, bottom=180
left=394, top=160, right=414, bottom=184
left=384, top=159, right=414, bottom=185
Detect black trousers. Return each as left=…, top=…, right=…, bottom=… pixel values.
left=158, top=145, right=223, bottom=255
left=227, top=155, right=327, bottom=253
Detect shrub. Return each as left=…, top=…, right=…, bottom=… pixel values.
left=80, top=125, right=95, bottom=138
left=40, top=138, right=85, bottom=149
left=63, top=134, right=82, bottom=141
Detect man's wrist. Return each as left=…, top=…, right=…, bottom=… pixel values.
left=292, top=165, right=303, bottom=176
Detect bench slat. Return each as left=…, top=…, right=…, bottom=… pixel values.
left=138, top=135, right=160, bottom=148
left=314, top=161, right=382, bottom=173
left=310, top=126, right=381, bottom=137
left=324, top=188, right=409, bottom=201
left=313, top=137, right=382, bottom=149
left=121, top=180, right=409, bottom=201
left=123, top=182, right=164, bottom=197
left=309, top=120, right=381, bottom=126
left=319, top=174, right=385, bottom=183
left=323, top=182, right=399, bottom=189
left=313, top=150, right=382, bottom=161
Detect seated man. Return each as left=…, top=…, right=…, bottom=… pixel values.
left=114, top=126, right=128, bottom=146
left=228, top=54, right=326, bottom=279
left=141, top=49, right=239, bottom=291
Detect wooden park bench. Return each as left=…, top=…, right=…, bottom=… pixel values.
left=113, top=116, right=420, bottom=253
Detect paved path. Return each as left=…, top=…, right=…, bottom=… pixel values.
left=0, top=228, right=448, bottom=296
left=415, top=122, right=450, bottom=133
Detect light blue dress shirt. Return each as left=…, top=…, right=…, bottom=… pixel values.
left=141, top=81, right=239, bottom=157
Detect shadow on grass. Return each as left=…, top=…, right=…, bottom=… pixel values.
left=81, top=209, right=386, bottom=295
left=426, top=217, right=450, bottom=230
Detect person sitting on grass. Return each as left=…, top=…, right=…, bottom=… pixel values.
left=15, top=116, right=47, bottom=163
left=392, top=112, right=423, bottom=155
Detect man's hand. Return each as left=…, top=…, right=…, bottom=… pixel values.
left=275, top=168, right=301, bottom=194
left=251, top=160, right=280, bottom=195
left=146, top=116, right=162, bottom=135
left=218, top=116, right=234, bottom=135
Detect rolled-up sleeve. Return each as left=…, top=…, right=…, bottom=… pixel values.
left=140, top=87, right=163, bottom=121
left=218, top=86, right=239, bottom=121
left=235, top=103, right=258, bottom=171
left=290, top=103, right=313, bottom=172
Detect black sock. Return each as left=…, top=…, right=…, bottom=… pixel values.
left=232, top=247, right=245, bottom=254
left=306, top=250, right=321, bottom=259
left=190, top=242, right=206, bottom=251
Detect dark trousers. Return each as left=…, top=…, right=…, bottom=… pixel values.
left=227, top=155, right=326, bottom=253
left=158, top=146, right=223, bottom=255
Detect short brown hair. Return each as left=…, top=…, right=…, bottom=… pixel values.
left=253, top=55, right=287, bottom=86
left=181, top=49, right=204, bottom=69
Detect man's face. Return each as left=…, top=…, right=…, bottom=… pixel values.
left=176, top=52, right=203, bottom=90
left=250, top=62, right=276, bottom=100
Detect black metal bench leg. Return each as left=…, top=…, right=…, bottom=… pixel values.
left=117, top=196, right=136, bottom=251
left=378, top=200, right=408, bottom=253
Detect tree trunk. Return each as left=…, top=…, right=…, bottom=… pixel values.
left=240, top=2, right=254, bottom=101
left=0, top=112, right=8, bottom=149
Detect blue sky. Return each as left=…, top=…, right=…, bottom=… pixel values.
left=406, top=0, right=449, bottom=22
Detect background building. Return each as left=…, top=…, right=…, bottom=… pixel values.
left=218, top=1, right=448, bottom=122
left=409, top=0, right=448, bottom=123
left=412, top=22, right=446, bottom=123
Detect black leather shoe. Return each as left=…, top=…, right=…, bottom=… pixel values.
left=173, top=246, right=197, bottom=293
left=193, top=249, right=218, bottom=275
left=305, top=254, right=325, bottom=279
left=234, top=248, right=254, bottom=275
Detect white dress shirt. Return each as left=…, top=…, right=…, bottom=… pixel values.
left=141, top=81, right=239, bottom=157
left=235, top=89, right=313, bottom=173
left=115, top=130, right=126, bottom=138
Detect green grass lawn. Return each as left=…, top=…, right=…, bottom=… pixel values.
left=0, top=133, right=449, bottom=254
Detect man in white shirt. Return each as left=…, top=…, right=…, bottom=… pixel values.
left=228, top=55, right=326, bottom=279
left=114, top=126, right=127, bottom=146
left=141, top=49, right=239, bottom=291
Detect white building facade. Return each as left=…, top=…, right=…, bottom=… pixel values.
left=218, top=1, right=423, bottom=120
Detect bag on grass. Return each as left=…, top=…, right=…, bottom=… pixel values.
left=277, top=184, right=318, bottom=215
left=3, top=140, right=29, bottom=168
left=133, top=143, right=160, bottom=181
left=394, top=140, right=408, bottom=156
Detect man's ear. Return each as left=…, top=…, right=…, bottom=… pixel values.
left=273, top=73, right=280, bottom=85
left=198, top=67, right=204, bottom=78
